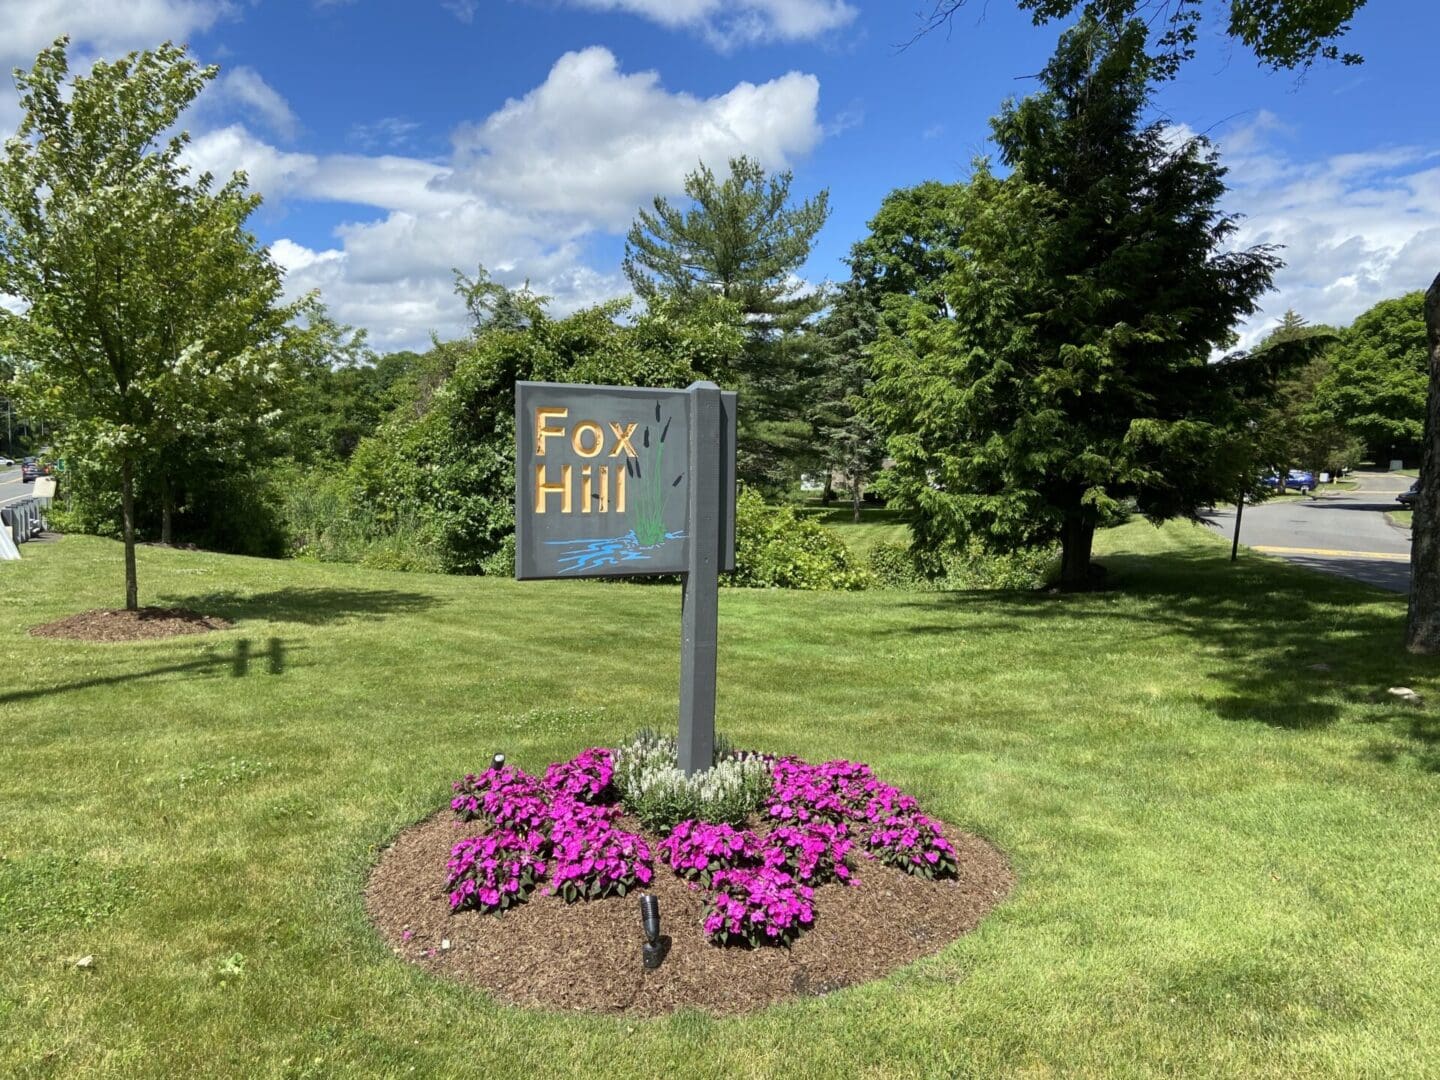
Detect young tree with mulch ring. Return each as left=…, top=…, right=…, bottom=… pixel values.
left=0, top=38, right=324, bottom=611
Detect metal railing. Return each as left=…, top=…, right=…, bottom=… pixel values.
left=0, top=492, right=49, bottom=557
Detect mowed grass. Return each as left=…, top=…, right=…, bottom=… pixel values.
left=2, top=524, right=1440, bottom=1078
left=799, top=503, right=912, bottom=558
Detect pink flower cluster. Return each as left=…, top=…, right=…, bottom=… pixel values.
left=548, top=812, right=653, bottom=902
left=450, top=764, right=549, bottom=833
left=703, top=866, right=815, bottom=947
left=443, top=748, right=957, bottom=931
left=543, top=747, right=615, bottom=803
left=657, top=821, right=760, bottom=887
left=762, top=821, right=853, bottom=885
left=767, top=758, right=877, bottom=823
left=864, top=811, right=957, bottom=880
left=445, top=829, right=547, bottom=912
left=767, top=758, right=955, bottom=881
left=446, top=754, right=651, bottom=913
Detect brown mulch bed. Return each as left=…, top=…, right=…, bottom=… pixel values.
left=29, top=607, right=232, bottom=641
left=365, top=808, right=1014, bottom=1016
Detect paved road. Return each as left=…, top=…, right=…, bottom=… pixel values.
left=1202, top=472, right=1413, bottom=592
left=0, top=466, right=28, bottom=504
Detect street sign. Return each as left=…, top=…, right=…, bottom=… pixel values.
left=515, top=380, right=737, bottom=773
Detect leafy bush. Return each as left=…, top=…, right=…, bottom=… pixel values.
left=282, top=468, right=443, bottom=572
left=729, top=487, right=871, bottom=590
left=867, top=538, right=1056, bottom=591
left=611, top=730, right=772, bottom=831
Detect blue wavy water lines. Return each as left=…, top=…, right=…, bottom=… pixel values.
left=545, top=530, right=686, bottom=574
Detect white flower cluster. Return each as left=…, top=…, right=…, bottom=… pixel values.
left=611, top=731, right=771, bottom=829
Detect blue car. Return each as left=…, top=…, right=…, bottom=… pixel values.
left=1260, top=469, right=1316, bottom=493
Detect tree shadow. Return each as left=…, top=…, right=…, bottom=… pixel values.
left=160, top=587, right=444, bottom=626
left=882, top=546, right=1440, bottom=771
left=0, top=636, right=301, bottom=707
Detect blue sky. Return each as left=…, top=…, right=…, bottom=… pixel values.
left=3, top=0, right=1437, bottom=353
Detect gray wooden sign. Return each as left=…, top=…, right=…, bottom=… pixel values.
left=515, top=380, right=737, bottom=775
left=514, top=381, right=735, bottom=581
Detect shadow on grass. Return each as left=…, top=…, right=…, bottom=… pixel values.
left=0, top=637, right=300, bottom=706
left=886, top=545, right=1440, bottom=771
left=161, top=587, right=443, bottom=625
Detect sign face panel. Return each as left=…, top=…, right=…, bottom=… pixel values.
left=514, top=381, right=735, bottom=580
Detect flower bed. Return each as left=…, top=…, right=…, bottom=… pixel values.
left=440, top=744, right=962, bottom=946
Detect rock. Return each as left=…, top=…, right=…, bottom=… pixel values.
left=1388, top=686, right=1424, bottom=705
left=440, top=939, right=451, bottom=951
left=74, top=955, right=94, bottom=969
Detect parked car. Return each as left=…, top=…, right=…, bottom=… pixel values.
left=1399, top=481, right=1419, bottom=507
left=1260, top=469, right=1316, bottom=494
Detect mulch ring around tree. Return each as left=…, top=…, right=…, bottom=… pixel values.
left=365, top=808, right=1014, bottom=1016
left=29, top=607, right=232, bottom=642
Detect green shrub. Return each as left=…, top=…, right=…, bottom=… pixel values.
left=867, top=537, right=1056, bottom=591
left=611, top=729, right=771, bottom=832
left=729, top=487, right=871, bottom=590
left=866, top=541, right=931, bottom=589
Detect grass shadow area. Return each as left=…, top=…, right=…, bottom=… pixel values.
left=161, top=586, right=444, bottom=626
left=890, top=527, right=1440, bottom=770
left=0, top=636, right=303, bottom=707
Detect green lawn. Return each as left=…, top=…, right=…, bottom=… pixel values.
left=798, top=503, right=912, bottom=558
left=3, top=525, right=1439, bottom=1078
left=1388, top=509, right=1413, bottom=529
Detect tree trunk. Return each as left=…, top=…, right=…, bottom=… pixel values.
left=1405, top=271, right=1440, bottom=652
left=160, top=472, right=174, bottom=546
left=822, top=472, right=835, bottom=506
left=851, top=479, right=863, bottom=524
left=1059, top=514, right=1097, bottom=591
left=121, top=456, right=139, bottom=612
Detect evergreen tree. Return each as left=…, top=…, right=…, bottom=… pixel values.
left=624, top=157, right=830, bottom=489
left=869, top=12, right=1279, bottom=588
left=812, top=281, right=886, bottom=523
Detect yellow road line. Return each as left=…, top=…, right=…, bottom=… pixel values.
left=1253, top=545, right=1410, bottom=562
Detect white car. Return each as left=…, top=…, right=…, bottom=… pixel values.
left=0, top=456, right=15, bottom=467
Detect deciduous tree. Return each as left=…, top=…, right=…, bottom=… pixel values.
left=0, top=39, right=320, bottom=608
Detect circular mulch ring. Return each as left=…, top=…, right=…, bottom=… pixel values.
left=29, top=607, right=233, bottom=642
left=365, top=808, right=1014, bottom=1016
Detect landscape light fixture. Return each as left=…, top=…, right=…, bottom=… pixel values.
left=491, top=753, right=506, bottom=772
left=639, top=894, right=664, bottom=970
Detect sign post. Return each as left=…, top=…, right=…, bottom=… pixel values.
left=515, top=380, right=736, bottom=775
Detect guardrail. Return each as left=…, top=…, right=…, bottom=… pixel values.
left=0, top=492, right=49, bottom=558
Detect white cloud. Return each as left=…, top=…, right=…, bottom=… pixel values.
left=553, top=0, right=856, bottom=49
left=1215, top=114, right=1440, bottom=349
left=349, top=116, right=422, bottom=151
left=188, top=48, right=825, bottom=351
left=213, top=67, right=299, bottom=141
left=442, top=0, right=478, bottom=22
left=0, top=0, right=233, bottom=134
left=0, top=0, right=230, bottom=68
left=446, top=47, right=822, bottom=227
